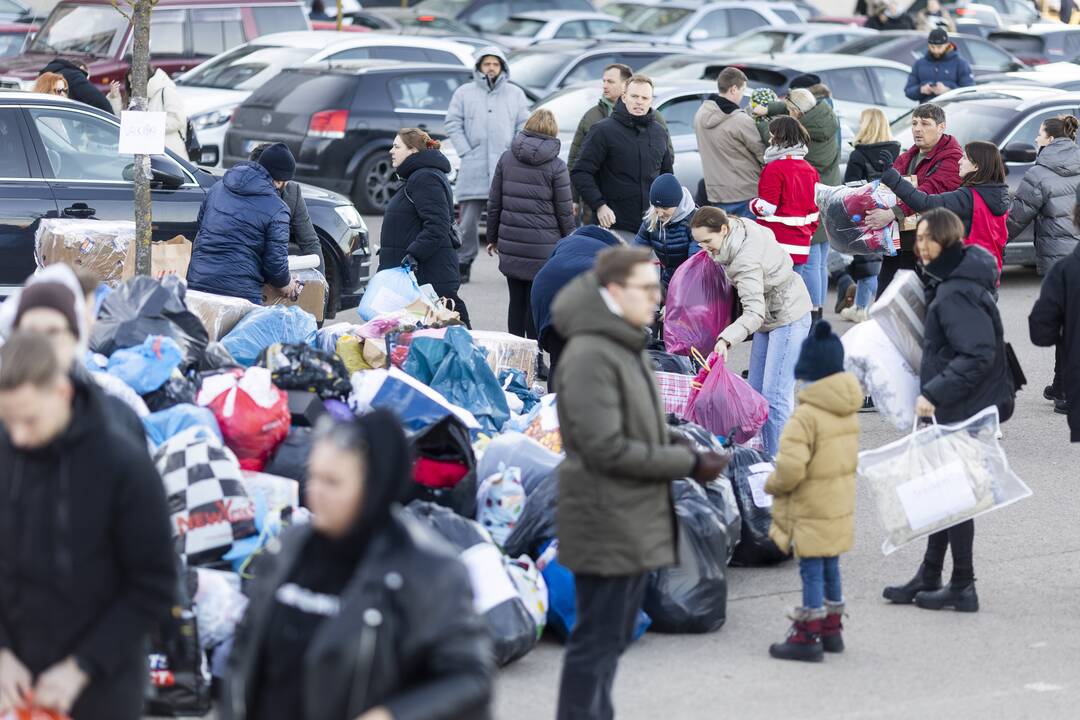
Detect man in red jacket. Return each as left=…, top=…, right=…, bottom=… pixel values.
left=864, top=103, right=962, bottom=293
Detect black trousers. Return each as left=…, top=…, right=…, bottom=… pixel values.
left=506, top=277, right=536, bottom=339
left=542, top=330, right=567, bottom=392
left=556, top=573, right=648, bottom=720
left=876, top=249, right=918, bottom=299
left=924, top=519, right=975, bottom=586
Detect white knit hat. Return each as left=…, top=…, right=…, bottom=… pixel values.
left=788, top=88, right=817, bottom=115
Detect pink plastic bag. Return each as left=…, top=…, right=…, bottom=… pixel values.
left=663, top=252, right=735, bottom=358
left=683, top=353, right=768, bottom=444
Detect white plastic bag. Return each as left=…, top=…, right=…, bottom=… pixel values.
left=869, top=269, right=926, bottom=371
left=857, top=406, right=1032, bottom=555
left=842, top=319, right=920, bottom=431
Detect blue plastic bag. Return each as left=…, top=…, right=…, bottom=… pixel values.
left=403, top=326, right=510, bottom=435
left=143, top=404, right=221, bottom=447
left=499, top=368, right=540, bottom=415
left=221, top=305, right=317, bottom=367
left=537, top=540, right=651, bottom=642
left=356, top=266, right=421, bottom=321
left=106, top=335, right=183, bottom=394
left=356, top=368, right=480, bottom=433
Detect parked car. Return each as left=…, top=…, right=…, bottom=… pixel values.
left=176, top=31, right=474, bottom=167
left=987, top=60, right=1080, bottom=91
left=224, top=61, right=475, bottom=214
left=988, top=25, right=1080, bottom=66
left=832, top=29, right=1027, bottom=79
left=945, top=0, right=1039, bottom=26
left=890, top=85, right=1080, bottom=266
left=0, top=91, right=368, bottom=308
left=602, top=1, right=804, bottom=48
left=0, top=22, right=33, bottom=58
left=509, top=40, right=694, bottom=97
left=342, top=7, right=479, bottom=36
left=723, top=23, right=876, bottom=55
left=489, top=10, right=618, bottom=49
left=0, top=0, right=27, bottom=23
left=412, top=0, right=596, bottom=34
left=0, top=0, right=309, bottom=92
left=596, top=0, right=661, bottom=25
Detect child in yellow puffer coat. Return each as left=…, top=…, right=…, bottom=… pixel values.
left=765, top=320, right=862, bottom=663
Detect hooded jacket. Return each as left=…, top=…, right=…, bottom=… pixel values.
left=694, top=95, right=765, bottom=203
left=1007, top=137, right=1080, bottom=275
left=225, top=410, right=494, bottom=720
left=530, top=225, right=621, bottom=347
left=0, top=374, right=175, bottom=720
left=187, top=161, right=291, bottom=304
left=571, top=100, right=675, bottom=233
left=757, top=98, right=841, bottom=186
left=905, top=46, right=974, bottom=103
left=713, top=216, right=813, bottom=346
left=109, top=69, right=188, bottom=157
left=444, top=46, right=531, bottom=201
left=551, top=272, right=697, bottom=575
left=920, top=244, right=1014, bottom=424
left=633, top=186, right=700, bottom=284
left=379, top=148, right=460, bottom=294
left=41, top=58, right=112, bottom=114
left=1029, top=242, right=1080, bottom=441
left=881, top=167, right=1011, bottom=270
left=765, top=371, right=862, bottom=558
left=488, top=130, right=575, bottom=281
left=843, top=140, right=902, bottom=183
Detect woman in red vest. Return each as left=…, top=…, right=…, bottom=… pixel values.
left=880, top=141, right=1009, bottom=277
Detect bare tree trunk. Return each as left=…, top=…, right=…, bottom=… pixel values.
left=130, top=0, right=153, bottom=276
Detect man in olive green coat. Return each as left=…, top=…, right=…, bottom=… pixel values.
left=551, top=247, right=727, bottom=720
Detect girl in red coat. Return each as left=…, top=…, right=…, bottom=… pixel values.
left=751, top=117, right=821, bottom=280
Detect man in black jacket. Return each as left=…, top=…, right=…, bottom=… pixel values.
left=0, top=332, right=175, bottom=719
left=251, top=144, right=324, bottom=272
left=40, top=59, right=113, bottom=114
left=571, top=75, right=674, bottom=243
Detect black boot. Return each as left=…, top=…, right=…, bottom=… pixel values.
left=915, top=582, right=979, bottom=613
left=811, top=308, right=824, bottom=324
left=834, top=275, right=855, bottom=313
left=821, top=601, right=845, bottom=653
left=1055, top=398, right=1070, bottom=415
left=883, top=563, right=942, bottom=604
left=768, top=608, right=825, bottom=663
left=459, top=262, right=472, bottom=284
left=1044, top=384, right=1063, bottom=402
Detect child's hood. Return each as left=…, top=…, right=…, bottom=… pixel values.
left=797, top=372, right=864, bottom=416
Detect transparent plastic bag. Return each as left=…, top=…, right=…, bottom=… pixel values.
left=816, top=182, right=900, bottom=256
left=869, top=269, right=926, bottom=372
left=858, top=406, right=1032, bottom=555
left=842, top=319, right=920, bottom=432
left=185, top=290, right=258, bottom=342
left=663, top=251, right=735, bottom=358
left=357, top=266, right=422, bottom=321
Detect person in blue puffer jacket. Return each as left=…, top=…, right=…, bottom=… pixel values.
left=187, top=142, right=296, bottom=304
left=904, top=28, right=974, bottom=104
left=634, top=173, right=700, bottom=291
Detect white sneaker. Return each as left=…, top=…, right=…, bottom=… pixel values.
left=840, top=307, right=869, bottom=323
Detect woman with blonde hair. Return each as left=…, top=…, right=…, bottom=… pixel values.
left=32, top=71, right=68, bottom=96
left=836, top=107, right=901, bottom=323
left=486, top=107, right=575, bottom=339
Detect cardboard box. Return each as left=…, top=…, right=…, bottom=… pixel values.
left=152, top=235, right=191, bottom=279
left=263, top=268, right=327, bottom=322
left=35, top=219, right=136, bottom=287
left=899, top=175, right=919, bottom=233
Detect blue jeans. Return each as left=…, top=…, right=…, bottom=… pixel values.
left=799, top=556, right=843, bottom=609
left=747, top=313, right=812, bottom=455
left=855, top=276, right=878, bottom=309
left=795, top=243, right=828, bottom=308
left=713, top=200, right=754, bottom=219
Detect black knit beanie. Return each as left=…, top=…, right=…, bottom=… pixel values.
left=794, top=320, right=845, bottom=382
left=256, top=142, right=296, bottom=182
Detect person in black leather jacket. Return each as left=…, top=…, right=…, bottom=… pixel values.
left=223, top=410, right=494, bottom=720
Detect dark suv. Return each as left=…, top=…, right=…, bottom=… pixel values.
left=0, top=92, right=368, bottom=309
left=224, top=61, right=473, bottom=214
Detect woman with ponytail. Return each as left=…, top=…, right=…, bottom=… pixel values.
left=381, top=127, right=470, bottom=327
left=1009, top=114, right=1080, bottom=411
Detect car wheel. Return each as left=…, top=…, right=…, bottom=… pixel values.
left=322, top=247, right=341, bottom=318
left=353, top=151, right=399, bottom=215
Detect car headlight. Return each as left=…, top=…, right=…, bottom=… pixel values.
left=192, top=107, right=236, bottom=130
left=334, top=204, right=364, bottom=228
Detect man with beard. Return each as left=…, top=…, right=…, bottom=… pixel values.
left=905, top=28, right=974, bottom=104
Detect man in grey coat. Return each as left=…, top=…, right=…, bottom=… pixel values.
left=250, top=144, right=324, bottom=272
left=445, top=45, right=531, bottom=282
left=552, top=246, right=727, bottom=720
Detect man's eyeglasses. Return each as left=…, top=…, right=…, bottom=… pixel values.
left=622, top=281, right=662, bottom=297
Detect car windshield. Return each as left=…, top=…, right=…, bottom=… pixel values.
left=890, top=100, right=1016, bottom=148
left=834, top=35, right=883, bottom=55
left=177, top=45, right=316, bottom=90
left=615, top=7, right=693, bottom=35
left=0, top=29, right=28, bottom=58
left=495, top=17, right=545, bottom=37
left=638, top=54, right=705, bottom=77
left=413, top=0, right=471, bottom=14
left=729, top=31, right=795, bottom=53
left=510, top=51, right=574, bottom=88
left=537, top=83, right=596, bottom=133
left=29, top=4, right=128, bottom=57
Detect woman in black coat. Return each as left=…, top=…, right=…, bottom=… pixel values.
left=883, top=208, right=1015, bottom=615
left=380, top=128, right=470, bottom=327
left=486, top=109, right=575, bottom=339
left=224, top=410, right=494, bottom=720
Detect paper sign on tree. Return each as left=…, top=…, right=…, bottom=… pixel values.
left=119, top=110, right=166, bottom=155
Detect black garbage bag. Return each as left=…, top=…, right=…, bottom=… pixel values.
left=404, top=469, right=478, bottom=519
left=648, top=349, right=695, bottom=375
left=405, top=415, right=477, bottom=517
left=142, top=375, right=198, bottom=412
left=265, top=426, right=313, bottom=498
left=258, top=342, right=351, bottom=400
left=199, top=341, right=241, bottom=372
left=726, top=443, right=790, bottom=566
left=405, top=501, right=537, bottom=666
left=643, top=481, right=728, bottom=633
left=670, top=417, right=742, bottom=562
left=502, top=470, right=557, bottom=560
left=92, top=275, right=209, bottom=370
left=144, top=562, right=211, bottom=717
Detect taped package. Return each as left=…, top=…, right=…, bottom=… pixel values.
left=263, top=268, right=328, bottom=322
left=35, top=218, right=135, bottom=287
left=186, top=290, right=259, bottom=341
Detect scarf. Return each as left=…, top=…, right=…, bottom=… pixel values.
left=763, top=143, right=809, bottom=165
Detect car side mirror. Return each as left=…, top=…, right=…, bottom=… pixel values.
left=688, top=28, right=709, bottom=41
left=122, top=158, right=186, bottom=189
left=1002, top=142, right=1037, bottom=164
left=1007, top=61, right=1026, bottom=72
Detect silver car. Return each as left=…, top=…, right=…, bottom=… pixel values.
left=488, top=10, right=620, bottom=50
left=602, top=0, right=807, bottom=47
left=721, top=23, right=878, bottom=56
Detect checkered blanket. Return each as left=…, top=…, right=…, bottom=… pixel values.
left=154, top=426, right=257, bottom=566
left=655, top=371, right=695, bottom=417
